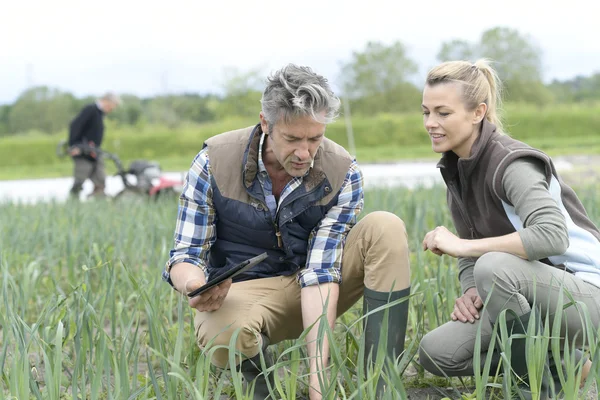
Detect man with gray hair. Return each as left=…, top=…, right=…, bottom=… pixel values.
left=67, top=92, right=121, bottom=198
left=163, top=64, right=411, bottom=399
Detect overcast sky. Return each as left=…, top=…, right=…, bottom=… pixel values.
left=1, top=0, right=599, bottom=104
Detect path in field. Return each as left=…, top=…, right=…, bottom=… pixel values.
left=0, top=157, right=585, bottom=204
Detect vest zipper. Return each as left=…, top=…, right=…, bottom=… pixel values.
left=263, top=179, right=327, bottom=250
left=447, top=180, right=476, bottom=239
left=275, top=224, right=283, bottom=248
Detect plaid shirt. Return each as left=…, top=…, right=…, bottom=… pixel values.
left=256, top=132, right=306, bottom=219
left=163, top=133, right=364, bottom=288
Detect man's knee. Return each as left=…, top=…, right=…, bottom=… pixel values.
left=352, top=211, right=410, bottom=291
left=92, top=167, right=106, bottom=188
left=355, top=211, right=409, bottom=254
left=197, top=323, right=262, bottom=369
left=358, top=211, right=407, bottom=236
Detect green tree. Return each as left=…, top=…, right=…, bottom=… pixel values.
left=437, top=39, right=473, bottom=63
left=548, top=73, right=600, bottom=103
left=144, top=96, right=180, bottom=128
left=339, top=41, right=421, bottom=114
left=0, top=105, right=10, bottom=136
left=216, top=66, right=265, bottom=119
left=142, top=94, right=217, bottom=127
left=479, top=27, right=542, bottom=83
left=108, top=94, right=144, bottom=126
left=8, top=87, right=78, bottom=134
left=437, top=27, right=553, bottom=104
left=170, top=94, right=216, bottom=123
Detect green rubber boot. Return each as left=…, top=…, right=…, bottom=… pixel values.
left=363, top=286, right=411, bottom=398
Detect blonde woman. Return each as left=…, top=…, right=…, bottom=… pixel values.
left=418, top=59, right=598, bottom=398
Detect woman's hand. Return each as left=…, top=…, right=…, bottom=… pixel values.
left=422, top=226, right=467, bottom=258
left=451, top=287, right=483, bottom=323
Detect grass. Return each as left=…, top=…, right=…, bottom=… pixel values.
left=1, top=137, right=599, bottom=182
left=1, top=185, right=599, bottom=399
left=1, top=102, right=600, bottom=180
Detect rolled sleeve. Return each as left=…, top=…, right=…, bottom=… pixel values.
left=502, top=158, right=569, bottom=261
left=297, top=160, right=364, bottom=288
left=162, top=148, right=216, bottom=286
left=458, top=257, right=476, bottom=293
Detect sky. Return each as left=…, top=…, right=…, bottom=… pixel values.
left=1, top=0, right=599, bottom=104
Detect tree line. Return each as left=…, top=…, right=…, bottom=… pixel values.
left=1, top=27, right=599, bottom=137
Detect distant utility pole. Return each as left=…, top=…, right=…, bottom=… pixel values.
left=342, top=96, right=356, bottom=158
left=160, top=69, right=172, bottom=126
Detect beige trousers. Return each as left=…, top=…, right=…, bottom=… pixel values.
left=194, top=211, right=411, bottom=368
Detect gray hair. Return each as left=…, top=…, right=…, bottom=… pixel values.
left=100, top=92, right=122, bottom=106
left=261, top=64, right=340, bottom=131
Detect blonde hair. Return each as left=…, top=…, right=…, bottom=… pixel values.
left=426, top=59, right=504, bottom=133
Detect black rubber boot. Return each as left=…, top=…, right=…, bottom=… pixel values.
left=363, top=286, right=410, bottom=398
left=69, top=183, right=83, bottom=200
left=479, top=349, right=502, bottom=376
left=240, top=334, right=275, bottom=400
left=502, top=311, right=551, bottom=400
left=548, top=348, right=586, bottom=397
left=90, top=185, right=107, bottom=199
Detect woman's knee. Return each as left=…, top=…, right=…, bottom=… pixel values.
left=418, top=330, right=454, bottom=376
left=474, top=252, right=518, bottom=285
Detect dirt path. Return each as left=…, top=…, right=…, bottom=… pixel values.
left=555, top=154, right=600, bottom=187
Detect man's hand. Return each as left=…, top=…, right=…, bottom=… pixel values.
left=422, top=226, right=466, bottom=258
left=170, top=262, right=232, bottom=312
left=87, top=141, right=97, bottom=159
left=185, top=277, right=232, bottom=312
left=451, top=287, right=483, bottom=323
left=69, top=147, right=81, bottom=156
left=301, top=283, right=339, bottom=400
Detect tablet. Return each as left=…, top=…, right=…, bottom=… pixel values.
left=186, top=252, right=269, bottom=298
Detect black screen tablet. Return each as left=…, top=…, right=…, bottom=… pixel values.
left=186, top=252, right=268, bottom=298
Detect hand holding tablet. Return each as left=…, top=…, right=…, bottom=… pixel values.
left=187, top=252, right=269, bottom=298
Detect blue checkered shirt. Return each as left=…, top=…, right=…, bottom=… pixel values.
left=163, top=133, right=364, bottom=288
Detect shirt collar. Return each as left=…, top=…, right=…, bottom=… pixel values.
left=95, top=101, right=105, bottom=113
left=436, top=118, right=498, bottom=179
left=258, top=132, right=268, bottom=174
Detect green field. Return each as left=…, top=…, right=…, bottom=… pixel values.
left=1, top=185, right=599, bottom=399
left=1, top=103, right=599, bottom=180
